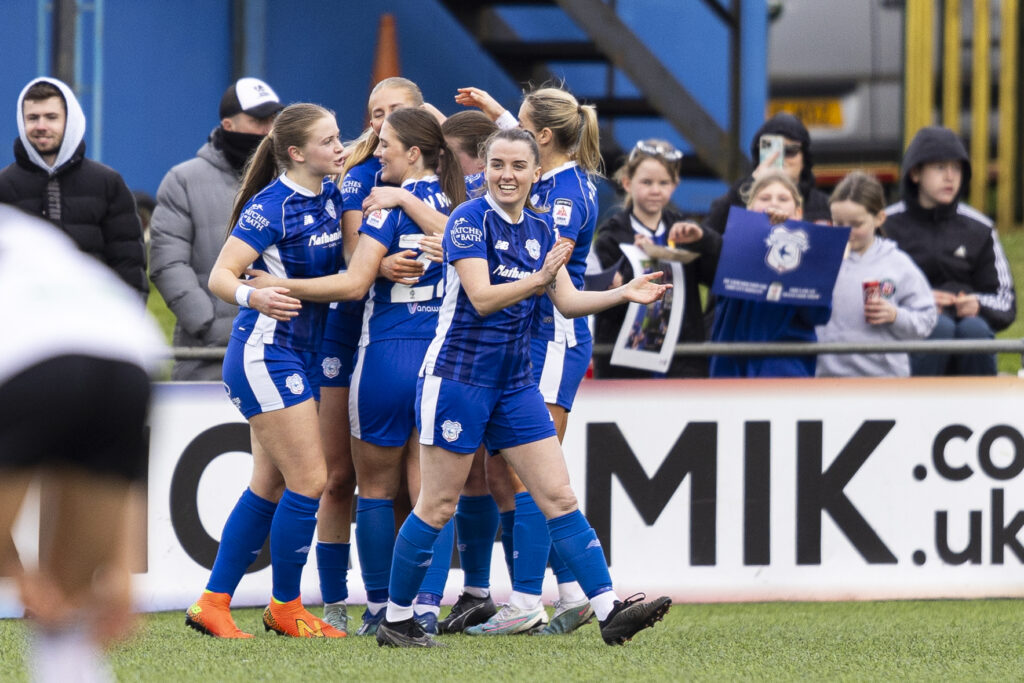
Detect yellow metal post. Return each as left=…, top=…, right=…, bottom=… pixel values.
left=970, top=0, right=991, bottom=208
left=997, top=0, right=1019, bottom=232
left=943, top=0, right=962, bottom=131
left=904, top=0, right=935, bottom=147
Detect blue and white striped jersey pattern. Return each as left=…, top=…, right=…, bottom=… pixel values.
left=358, top=176, right=452, bottom=344
left=230, top=174, right=344, bottom=351
left=421, top=194, right=556, bottom=388
left=528, top=161, right=597, bottom=347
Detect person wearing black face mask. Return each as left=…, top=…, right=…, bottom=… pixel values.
left=149, top=77, right=283, bottom=380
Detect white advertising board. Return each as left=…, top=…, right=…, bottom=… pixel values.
left=2, top=377, right=1022, bottom=617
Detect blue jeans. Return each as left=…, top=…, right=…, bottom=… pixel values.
left=910, top=312, right=996, bottom=376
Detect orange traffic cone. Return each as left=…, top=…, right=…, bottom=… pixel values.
left=372, top=13, right=401, bottom=85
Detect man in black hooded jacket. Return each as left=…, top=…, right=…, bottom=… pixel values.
left=0, top=77, right=147, bottom=299
left=884, top=126, right=1016, bottom=376
left=702, top=112, right=831, bottom=237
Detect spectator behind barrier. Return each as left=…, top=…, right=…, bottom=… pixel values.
left=0, top=77, right=148, bottom=300
left=883, top=126, right=1016, bottom=376
left=592, top=138, right=721, bottom=378
left=709, top=172, right=831, bottom=378
left=149, top=77, right=283, bottom=381
left=816, top=171, right=937, bottom=377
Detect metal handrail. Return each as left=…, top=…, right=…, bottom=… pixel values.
left=169, top=339, right=1024, bottom=361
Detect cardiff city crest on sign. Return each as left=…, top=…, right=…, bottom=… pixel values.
left=764, top=226, right=810, bottom=274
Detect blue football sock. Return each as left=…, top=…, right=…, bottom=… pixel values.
left=455, top=495, right=500, bottom=589
left=269, top=489, right=320, bottom=603
left=316, top=542, right=350, bottom=603
left=389, top=513, right=442, bottom=608
left=499, top=510, right=516, bottom=584
left=206, top=488, right=277, bottom=595
left=512, top=491, right=549, bottom=596
left=418, top=518, right=454, bottom=601
left=355, top=497, right=394, bottom=604
left=548, top=543, right=575, bottom=584
left=547, top=510, right=612, bottom=599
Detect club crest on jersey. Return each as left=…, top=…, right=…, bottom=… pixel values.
left=366, top=208, right=390, bottom=229
left=552, top=198, right=573, bottom=227
left=764, top=226, right=810, bottom=274
left=321, top=356, right=341, bottom=379
left=286, top=373, right=305, bottom=395
left=530, top=193, right=542, bottom=207
left=441, top=419, right=463, bottom=443
left=325, top=198, right=337, bottom=219
left=525, top=238, right=541, bottom=260
left=450, top=217, right=483, bottom=249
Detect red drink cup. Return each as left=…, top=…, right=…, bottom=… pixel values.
left=863, top=280, right=881, bottom=302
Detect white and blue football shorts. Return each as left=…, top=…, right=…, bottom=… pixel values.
left=317, top=338, right=358, bottom=389
left=530, top=337, right=592, bottom=411
left=349, top=338, right=430, bottom=447
left=222, top=337, right=321, bottom=419
left=416, top=374, right=557, bottom=455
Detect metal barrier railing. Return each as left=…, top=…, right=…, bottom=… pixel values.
left=169, top=339, right=1024, bottom=361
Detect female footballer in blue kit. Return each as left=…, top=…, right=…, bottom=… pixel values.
left=247, top=108, right=466, bottom=636
left=315, top=77, right=447, bottom=634
left=455, top=84, right=602, bottom=635
left=374, top=127, right=672, bottom=648
left=185, top=104, right=347, bottom=639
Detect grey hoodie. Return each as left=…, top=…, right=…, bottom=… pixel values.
left=816, top=237, right=937, bottom=377
left=149, top=135, right=240, bottom=380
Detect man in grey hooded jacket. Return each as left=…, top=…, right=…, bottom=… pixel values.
left=149, top=78, right=283, bottom=380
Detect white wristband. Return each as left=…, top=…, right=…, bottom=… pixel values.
left=235, top=285, right=255, bottom=308
left=495, top=110, right=518, bottom=130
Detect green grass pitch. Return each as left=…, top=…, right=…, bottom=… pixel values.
left=2, top=599, right=1022, bottom=680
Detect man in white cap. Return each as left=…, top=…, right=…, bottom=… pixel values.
left=0, top=77, right=148, bottom=299
left=149, top=77, right=284, bottom=380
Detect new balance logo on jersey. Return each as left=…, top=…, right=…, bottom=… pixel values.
left=492, top=264, right=534, bottom=280
left=495, top=240, right=510, bottom=251
left=304, top=214, right=314, bottom=225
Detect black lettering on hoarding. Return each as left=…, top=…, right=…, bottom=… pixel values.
left=990, top=488, right=1024, bottom=564
left=935, top=510, right=982, bottom=564
left=744, top=421, right=771, bottom=565
left=796, top=420, right=897, bottom=565
left=932, top=425, right=973, bottom=481
left=978, top=426, right=1024, bottom=480
left=169, top=423, right=271, bottom=572
left=585, top=422, right=716, bottom=566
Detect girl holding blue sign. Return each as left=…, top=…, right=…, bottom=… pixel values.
left=709, top=172, right=833, bottom=378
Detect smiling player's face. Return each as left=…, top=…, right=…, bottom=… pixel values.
left=486, top=138, right=541, bottom=217
left=375, top=120, right=412, bottom=184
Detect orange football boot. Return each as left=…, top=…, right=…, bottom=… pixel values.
left=262, top=597, right=346, bottom=638
left=185, top=591, right=253, bottom=638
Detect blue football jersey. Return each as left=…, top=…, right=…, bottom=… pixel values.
left=421, top=194, right=556, bottom=388
left=358, top=176, right=452, bottom=344
left=465, top=172, right=486, bottom=199
left=324, top=158, right=383, bottom=344
left=230, top=174, right=344, bottom=351
left=529, top=161, right=597, bottom=346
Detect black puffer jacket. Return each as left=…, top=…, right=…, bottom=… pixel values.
left=884, top=126, right=1016, bottom=331
left=592, top=206, right=721, bottom=378
left=702, top=113, right=831, bottom=236
left=0, top=77, right=147, bottom=298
